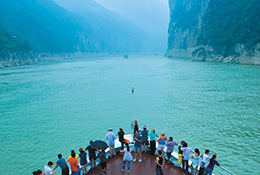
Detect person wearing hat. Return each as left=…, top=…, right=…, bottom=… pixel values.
left=105, top=128, right=116, bottom=157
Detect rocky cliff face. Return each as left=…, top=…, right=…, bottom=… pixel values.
left=166, top=0, right=209, bottom=57
left=167, top=0, right=260, bottom=65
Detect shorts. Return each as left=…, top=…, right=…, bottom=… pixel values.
left=134, top=147, right=141, bottom=153
left=166, top=152, right=172, bottom=159
left=157, top=144, right=165, bottom=151
left=109, top=144, right=115, bottom=149
left=142, top=141, right=149, bottom=146
left=80, top=161, right=87, bottom=166
left=101, top=162, right=107, bottom=169
left=89, top=154, right=97, bottom=161
left=61, top=167, right=69, bottom=175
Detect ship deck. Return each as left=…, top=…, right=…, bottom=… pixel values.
left=87, top=153, right=184, bottom=175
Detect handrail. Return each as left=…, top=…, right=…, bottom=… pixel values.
left=215, top=166, right=237, bottom=175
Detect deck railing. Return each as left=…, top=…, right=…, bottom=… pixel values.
left=213, top=166, right=237, bottom=175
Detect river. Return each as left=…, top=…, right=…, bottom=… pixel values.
left=0, top=56, right=259, bottom=174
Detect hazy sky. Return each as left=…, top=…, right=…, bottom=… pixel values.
left=94, top=0, right=170, bottom=52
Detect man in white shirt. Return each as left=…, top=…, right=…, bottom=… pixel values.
left=44, top=161, right=57, bottom=175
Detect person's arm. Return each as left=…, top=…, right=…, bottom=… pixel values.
left=156, top=157, right=160, bottom=166
left=162, top=157, right=165, bottom=167
left=215, top=160, right=220, bottom=166
left=157, top=137, right=160, bottom=143
left=137, top=136, right=142, bottom=143
left=55, top=161, right=58, bottom=168
left=51, top=169, right=57, bottom=175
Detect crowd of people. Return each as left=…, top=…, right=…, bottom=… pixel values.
left=33, top=120, right=220, bottom=175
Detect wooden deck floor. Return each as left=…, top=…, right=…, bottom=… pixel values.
left=87, top=153, right=184, bottom=175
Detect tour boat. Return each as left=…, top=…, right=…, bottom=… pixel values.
left=84, top=133, right=236, bottom=175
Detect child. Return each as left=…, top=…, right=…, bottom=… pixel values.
left=121, top=143, right=133, bottom=174
left=190, top=148, right=200, bottom=175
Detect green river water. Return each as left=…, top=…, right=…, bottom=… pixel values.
left=0, top=56, right=259, bottom=174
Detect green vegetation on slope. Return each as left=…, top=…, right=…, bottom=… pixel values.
left=0, top=29, right=31, bottom=52
left=198, top=0, right=260, bottom=51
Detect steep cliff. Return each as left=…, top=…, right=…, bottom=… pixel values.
left=167, top=0, right=260, bottom=65
left=166, top=0, right=209, bottom=57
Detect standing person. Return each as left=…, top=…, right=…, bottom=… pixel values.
left=55, top=154, right=69, bottom=175
left=44, top=161, right=57, bottom=175
left=121, top=143, right=133, bottom=174
left=177, top=141, right=185, bottom=167
left=133, top=131, right=142, bottom=162
left=157, top=132, right=167, bottom=156
left=141, top=125, right=149, bottom=153
left=166, top=137, right=178, bottom=163
left=156, top=150, right=165, bottom=175
left=105, top=128, right=117, bottom=157
left=68, top=150, right=80, bottom=175
left=204, top=154, right=220, bottom=175
left=190, top=148, right=200, bottom=175
left=118, top=128, right=125, bottom=150
left=79, top=148, right=88, bottom=175
left=133, top=120, right=139, bottom=138
left=181, top=142, right=193, bottom=173
left=198, top=150, right=210, bottom=175
left=150, top=129, right=159, bottom=155
left=98, top=150, right=107, bottom=175
left=85, top=141, right=97, bottom=169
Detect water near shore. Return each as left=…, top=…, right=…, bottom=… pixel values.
left=0, top=56, right=259, bottom=174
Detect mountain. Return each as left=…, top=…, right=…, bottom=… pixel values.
left=167, top=0, right=260, bottom=65
left=53, top=0, right=146, bottom=53
left=95, top=0, right=169, bottom=53
left=0, top=0, right=145, bottom=54
left=0, top=29, right=31, bottom=52
left=0, top=0, right=88, bottom=53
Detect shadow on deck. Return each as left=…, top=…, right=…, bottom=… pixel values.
left=87, top=153, right=183, bottom=175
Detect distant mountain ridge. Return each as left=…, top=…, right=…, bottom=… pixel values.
left=167, top=0, right=260, bottom=65
left=0, top=0, right=145, bottom=53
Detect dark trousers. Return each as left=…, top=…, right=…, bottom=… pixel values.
left=156, top=166, right=164, bottom=175
left=198, top=167, right=205, bottom=175
left=62, top=167, right=69, bottom=175
left=182, top=160, right=189, bottom=172
left=150, top=140, right=156, bottom=155
left=120, top=140, right=124, bottom=150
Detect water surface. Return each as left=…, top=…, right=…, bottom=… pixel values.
left=0, top=56, right=259, bottom=174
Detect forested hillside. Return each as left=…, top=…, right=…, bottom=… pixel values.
left=0, top=29, right=31, bottom=52
left=0, top=0, right=145, bottom=53
left=198, top=0, right=260, bottom=53
left=167, top=0, right=260, bottom=65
